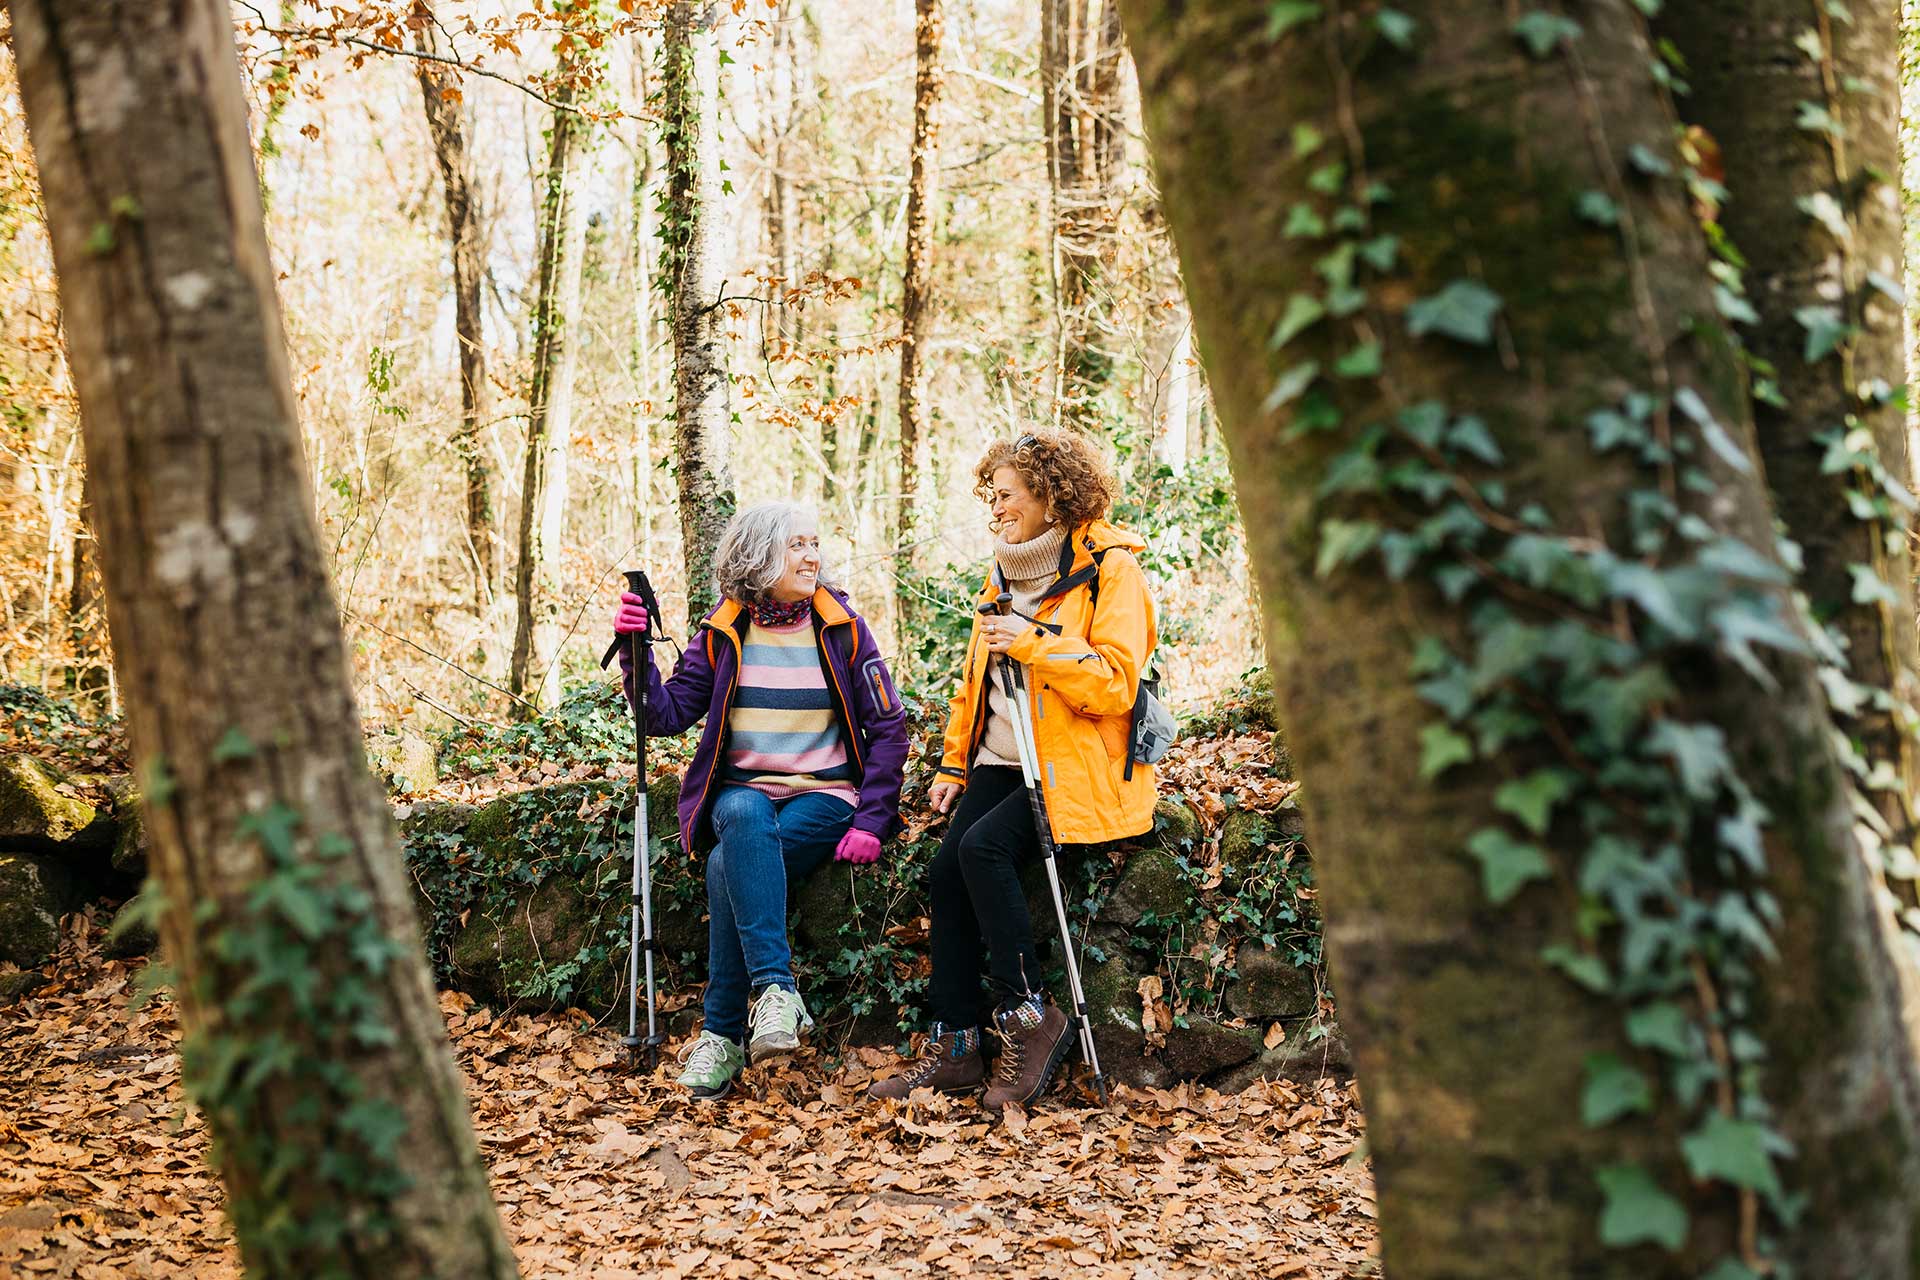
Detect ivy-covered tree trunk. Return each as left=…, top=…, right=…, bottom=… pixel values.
left=1119, top=1, right=1920, bottom=1273
left=509, top=67, right=591, bottom=712
left=1658, top=0, right=1920, bottom=878
left=663, top=0, right=737, bottom=622
left=11, top=3, right=519, bottom=1276
left=413, top=5, right=496, bottom=604
left=896, top=0, right=944, bottom=646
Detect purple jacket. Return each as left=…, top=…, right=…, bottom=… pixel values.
left=620, top=586, right=909, bottom=853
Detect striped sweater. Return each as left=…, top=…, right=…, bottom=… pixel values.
left=721, top=618, right=858, bottom=805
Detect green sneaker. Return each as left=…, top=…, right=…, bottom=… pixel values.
left=675, top=1031, right=746, bottom=1100
left=747, top=986, right=814, bottom=1063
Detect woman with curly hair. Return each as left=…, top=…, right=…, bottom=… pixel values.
left=612, top=503, right=908, bottom=1100
left=870, top=429, right=1159, bottom=1109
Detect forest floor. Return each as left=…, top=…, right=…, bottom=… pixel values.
left=1, top=919, right=1379, bottom=1279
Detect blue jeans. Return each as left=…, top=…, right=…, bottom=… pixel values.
left=704, top=786, right=853, bottom=1042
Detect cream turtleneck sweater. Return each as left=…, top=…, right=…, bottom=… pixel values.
left=974, top=524, right=1067, bottom=770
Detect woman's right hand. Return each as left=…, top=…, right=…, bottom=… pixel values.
left=614, top=592, right=649, bottom=635
left=929, top=780, right=962, bottom=814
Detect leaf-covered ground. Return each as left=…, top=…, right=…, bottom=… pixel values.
left=1, top=921, right=1378, bottom=1278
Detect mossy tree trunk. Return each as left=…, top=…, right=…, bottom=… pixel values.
left=11, top=2, right=519, bottom=1275
left=1119, top=0, right=1920, bottom=1273
left=663, top=0, right=737, bottom=622
left=896, top=0, right=944, bottom=649
left=509, top=55, right=592, bottom=713
left=413, top=4, right=496, bottom=605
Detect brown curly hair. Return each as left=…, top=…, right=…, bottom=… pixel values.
left=972, top=429, right=1117, bottom=534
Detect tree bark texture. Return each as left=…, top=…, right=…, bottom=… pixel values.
left=1119, top=1, right=1920, bottom=1273
left=1044, top=0, right=1127, bottom=428
left=663, top=0, right=737, bottom=621
left=412, top=5, right=495, bottom=602
left=509, top=76, right=589, bottom=709
left=1659, top=0, right=1920, bottom=839
left=896, top=0, right=944, bottom=633
left=10, top=3, right=519, bottom=1275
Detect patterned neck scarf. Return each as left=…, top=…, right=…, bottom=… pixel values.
left=748, top=595, right=813, bottom=628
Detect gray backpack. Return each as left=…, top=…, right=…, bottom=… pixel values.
left=1018, top=540, right=1178, bottom=780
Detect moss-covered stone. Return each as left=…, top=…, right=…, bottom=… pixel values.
left=448, top=872, right=605, bottom=1009
left=1081, top=953, right=1145, bottom=1032
left=1226, top=942, right=1317, bottom=1020
left=0, top=853, right=74, bottom=966
left=0, top=969, right=48, bottom=1004
left=104, top=776, right=147, bottom=875
left=1161, top=1017, right=1261, bottom=1079
left=366, top=729, right=438, bottom=795
left=0, top=755, right=108, bottom=854
left=103, top=895, right=158, bottom=959
left=1210, top=1023, right=1352, bottom=1093
left=1268, top=729, right=1293, bottom=781
left=794, top=860, right=859, bottom=951
left=1097, top=846, right=1190, bottom=924
left=1151, top=796, right=1203, bottom=854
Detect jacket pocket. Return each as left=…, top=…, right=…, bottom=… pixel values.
left=862, top=657, right=903, bottom=719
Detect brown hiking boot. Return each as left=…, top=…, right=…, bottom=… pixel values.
left=981, top=994, right=1070, bottom=1110
left=868, top=1024, right=985, bottom=1100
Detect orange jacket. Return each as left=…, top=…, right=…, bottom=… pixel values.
left=938, top=520, right=1158, bottom=844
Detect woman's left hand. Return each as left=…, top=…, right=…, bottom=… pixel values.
left=835, top=829, right=882, bottom=865
left=982, top=614, right=1020, bottom=654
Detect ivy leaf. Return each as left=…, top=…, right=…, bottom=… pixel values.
left=1375, top=7, right=1417, bottom=48
left=1494, top=769, right=1577, bottom=836
left=212, top=727, right=257, bottom=763
left=1576, top=189, right=1620, bottom=227
left=1796, top=191, right=1850, bottom=240
left=1261, top=361, right=1321, bottom=412
left=1796, top=304, right=1853, bottom=362
left=1446, top=415, right=1503, bottom=465
left=1673, top=387, right=1753, bottom=474
left=1541, top=943, right=1611, bottom=993
left=1868, top=270, right=1906, bottom=305
left=1270, top=294, right=1326, bottom=350
left=1793, top=27, right=1825, bottom=60
left=1406, top=280, right=1503, bottom=345
left=1265, top=1, right=1323, bottom=39
left=1648, top=720, right=1732, bottom=799
left=1284, top=204, right=1328, bottom=238
left=1582, top=1054, right=1655, bottom=1126
left=1625, top=1000, right=1694, bottom=1056
left=1849, top=563, right=1901, bottom=607
left=1682, top=1112, right=1783, bottom=1198
left=1586, top=409, right=1643, bottom=452
left=1308, top=162, right=1347, bottom=195
left=1595, top=1164, right=1689, bottom=1251
left=1334, top=341, right=1383, bottom=378
left=1714, top=285, right=1759, bottom=325
left=1795, top=99, right=1841, bottom=135
left=1625, top=142, right=1672, bottom=177
left=1358, top=234, right=1400, bottom=271
left=1292, top=122, right=1326, bottom=157
left=1419, top=724, right=1475, bottom=779
left=1314, top=518, right=1381, bottom=578
left=237, top=802, right=303, bottom=864
left=1513, top=11, right=1581, bottom=56
left=1463, top=828, right=1553, bottom=904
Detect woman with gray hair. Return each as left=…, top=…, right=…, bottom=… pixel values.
left=610, top=502, right=909, bottom=1100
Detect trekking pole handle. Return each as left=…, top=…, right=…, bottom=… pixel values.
left=601, top=567, right=663, bottom=669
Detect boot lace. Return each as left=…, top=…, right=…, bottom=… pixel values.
left=991, top=1028, right=1025, bottom=1087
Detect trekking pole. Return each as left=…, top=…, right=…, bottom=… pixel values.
left=982, top=593, right=1109, bottom=1106
left=601, top=569, right=667, bottom=1073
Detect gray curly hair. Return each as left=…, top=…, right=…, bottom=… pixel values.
left=713, top=502, right=839, bottom=606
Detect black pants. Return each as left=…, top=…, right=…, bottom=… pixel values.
left=927, top=765, right=1045, bottom=1026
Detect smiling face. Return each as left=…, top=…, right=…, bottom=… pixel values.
left=769, top=513, right=822, bottom=603
left=989, top=465, right=1051, bottom=544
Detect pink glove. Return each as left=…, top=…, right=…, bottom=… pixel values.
left=613, top=592, right=649, bottom=635
left=835, top=829, right=881, bottom=865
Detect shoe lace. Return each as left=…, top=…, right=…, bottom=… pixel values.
left=679, top=1035, right=732, bottom=1075
left=751, top=987, right=796, bottom=1035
